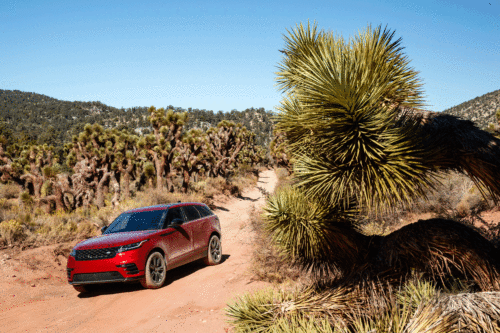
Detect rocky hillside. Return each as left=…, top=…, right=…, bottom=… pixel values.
left=0, top=89, right=275, bottom=149
left=442, top=89, right=500, bottom=129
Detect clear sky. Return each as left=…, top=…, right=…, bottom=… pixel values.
left=1, top=0, right=499, bottom=112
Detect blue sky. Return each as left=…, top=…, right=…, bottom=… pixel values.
left=1, top=0, right=499, bottom=112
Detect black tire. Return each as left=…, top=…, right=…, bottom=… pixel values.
left=140, top=251, right=166, bottom=289
left=73, top=285, right=90, bottom=293
left=204, top=234, right=222, bottom=266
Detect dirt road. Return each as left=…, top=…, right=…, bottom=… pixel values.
left=0, top=169, right=277, bottom=333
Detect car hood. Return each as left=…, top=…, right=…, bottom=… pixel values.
left=74, top=230, right=158, bottom=250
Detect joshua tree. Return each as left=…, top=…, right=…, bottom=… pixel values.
left=0, top=142, right=26, bottom=187
left=137, top=106, right=187, bottom=192
left=66, top=123, right=117, bottom=208
left=111, top=128, right=140, bottom=199
left=236, top=130, right=265, bottom=169
left=265, top=22, right=500, bottom=290
left=206, top=121, right=251, bottom=177
left=269, top=129, right=292, bottom=170
left=173, top=129, right=211, bottom=193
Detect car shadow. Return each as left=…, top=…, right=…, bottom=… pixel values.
left=77, top=254, right=231, bottom=298
left=163, top=254, right=230, bottom=286
left=77, top=282, right=143, bottom=298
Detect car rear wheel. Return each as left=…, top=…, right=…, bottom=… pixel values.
left=141, top=251, right=166, bottom=289
left=204, top=234, right=222, bottom=265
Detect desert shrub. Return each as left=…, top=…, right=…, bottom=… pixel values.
left=192, top=176, right=241, bottom=198
left=275, top=167, right=289, bottom=180
left=249, top=206, right=308, bottom=285
left=274, top=167, right=295, bottom=192
left=131, top=187, right=210, bottom=210
left=359, top=172, right=495, bottom=234
left=455, top=186, right=488, bottom=217
left=0, top=183, right=21, bottom=199
left=32, top=215, right=98, bottom=244
left=0, top=219, right=27, bottom=246
left=19, top=191, right=34, bottom=208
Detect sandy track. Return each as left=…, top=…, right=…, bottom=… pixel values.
left=0, top=169, right=277, bottom=333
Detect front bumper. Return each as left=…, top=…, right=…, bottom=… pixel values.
left=67, top=248, right=146, bottom=285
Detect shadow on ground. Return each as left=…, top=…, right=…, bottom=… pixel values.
left=77, top=255, right=231, bottom=298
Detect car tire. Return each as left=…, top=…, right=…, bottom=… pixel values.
left=141, top=251, right=167, bottom=289
left=204, top=234, right=222, bottom=266
left=73, top=285, right=90, bottom=293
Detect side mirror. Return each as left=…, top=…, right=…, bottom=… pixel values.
left=170, top=218, right=183, bottom=226
left=101, top=225, right=108, bottom=234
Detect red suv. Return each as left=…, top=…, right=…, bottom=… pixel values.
left=67, top=202, right=222, bottom=293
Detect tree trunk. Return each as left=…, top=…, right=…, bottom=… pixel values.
left=154, top=156, right=164, bottom=190
left=95, top=171, right=112, bottom=208
left=121, top=170, right=131, bottom=199
left=181, top=168, right=190, bottom=193
left=53, top=183, right=65, bottom=212
left=110, top=172, right=120, bottom=208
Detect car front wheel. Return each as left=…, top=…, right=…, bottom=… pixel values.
left=204, top=234, right=222, bottom=265
left=141, top=251, right=167, bottom=289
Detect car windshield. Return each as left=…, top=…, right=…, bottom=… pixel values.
left=104, top=210, right=165, bottom=234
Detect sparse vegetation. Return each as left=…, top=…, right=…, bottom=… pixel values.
left=0, top=165, right=258, bottom=249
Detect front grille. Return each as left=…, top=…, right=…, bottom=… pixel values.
left=117, top=263, right=139, bottom=275
left=72, top=271, right=124, bottom=283
left=75, top=247, right=118, bottom=261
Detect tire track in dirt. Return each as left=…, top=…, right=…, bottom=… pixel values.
left=0, top=169, right=277, bottom=333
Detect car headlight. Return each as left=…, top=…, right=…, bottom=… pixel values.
left=69, top=248, right=76, bottom=257
left=117, top=239, right=148, bottom=253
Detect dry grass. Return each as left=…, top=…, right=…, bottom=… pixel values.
left=0, top=183, right=20, bottom=200
left=249, top=205, right=309, bottom=285
left=0, top=169, right=261, bottom=249
left=191, top=171, right=259, bottom=205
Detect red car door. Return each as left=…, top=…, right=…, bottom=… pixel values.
left=182, top=205, right=206, bottom=254
left=160, top=207, right=193, bottom=266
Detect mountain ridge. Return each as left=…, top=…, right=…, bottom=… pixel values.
left=0, top=89, right=275, bottom=150
left=441, top=89, right=500, bottom=129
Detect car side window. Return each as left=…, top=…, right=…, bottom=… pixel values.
left=182, top=205, right=200, bottom=222
left=163, top=207, right=185, bottom=228
left=194, top=205, right=212, bottom=217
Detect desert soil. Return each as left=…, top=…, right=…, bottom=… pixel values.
left=0, top=169, right=277, bottom=333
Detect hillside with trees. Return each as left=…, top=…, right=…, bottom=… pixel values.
left=0, top=89, right=275, bottom=151
left=0, top=106, right=266, bottom=214
left=442, top=89, right=500, bottom=129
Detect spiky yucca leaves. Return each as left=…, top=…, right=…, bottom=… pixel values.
left=225, top=285, right=359, bottom=333
left=439, top=292, right=500, bottom=333
left=263, top=187, right=364, bottom=276
left=348, top=299, right=458, bottom=333
left=226, top=278, right=462, bottom=333
left=275, top=23, right=436, bottom=212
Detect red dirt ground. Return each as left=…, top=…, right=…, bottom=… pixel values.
left=0, top=169, right=277, bottom=333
